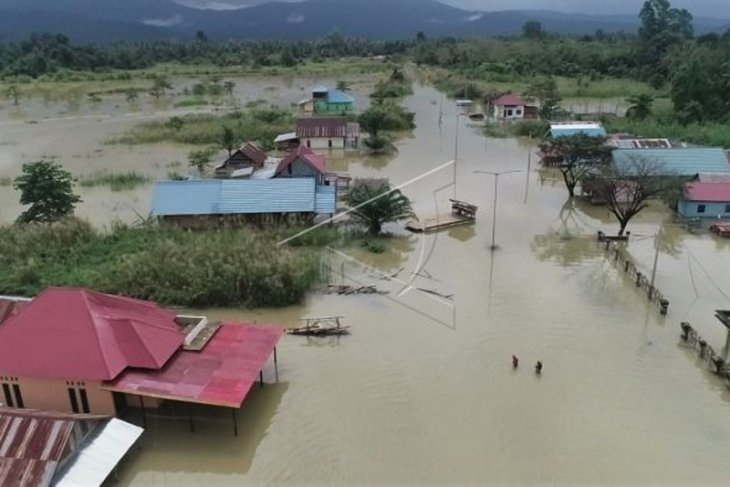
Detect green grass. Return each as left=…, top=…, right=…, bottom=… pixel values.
left=173, top=98, right=210, bottom=108
left=79, top=171, right=151, bottom=191
left=604, top=117, right=730, bottom=148
left=108, top=108, right=293, bottom=150
left=0, top=218, right=325, bottom=308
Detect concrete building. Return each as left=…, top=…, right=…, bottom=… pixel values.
left=678, top=180, right=730, bottom=218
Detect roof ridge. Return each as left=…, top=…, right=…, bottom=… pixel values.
left=81, top=289, right=118, bottom=380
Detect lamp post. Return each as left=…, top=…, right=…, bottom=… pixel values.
left=474, top=169, right=521, bottom=251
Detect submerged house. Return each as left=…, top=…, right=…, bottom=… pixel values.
left=299, top=85, right=354, bottom=115
left=0, top=288, right=282, bottom=429
left=0, top=408, right=142, bottom=487
left=678, top=180, right=730, bottom=218
left=152, top=178, right=336, bottom=228
left=492, top=94, right=538, bottom=120
left=296, top=117, right=360, bottom=150
left=215, top=143, right=267, bottom=179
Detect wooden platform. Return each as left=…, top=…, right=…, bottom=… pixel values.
left=287, top=316, right=350, bottom=336
left=406, top=199, right=478, bottom=233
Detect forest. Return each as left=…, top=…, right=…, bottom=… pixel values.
left=0, top=0, right=729, bottom=127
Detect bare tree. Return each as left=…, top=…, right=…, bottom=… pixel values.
left=596, top=155, right=678, bottom=236
left=539, top=134, right=613, bottom=197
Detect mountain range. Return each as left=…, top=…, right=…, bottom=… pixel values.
left=0, top=0, right=728, bottom=43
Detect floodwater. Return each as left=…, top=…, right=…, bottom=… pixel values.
left=4, top=78, right=730, bottom=484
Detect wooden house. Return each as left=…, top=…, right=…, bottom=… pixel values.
left=296, top=117, right=359, bottom=150
left=492, top=94, right=537, bottom=120
left=215, top=143, right=267, bottom=179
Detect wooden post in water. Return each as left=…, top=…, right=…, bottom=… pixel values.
left=273, top=347, right=279, bottom=382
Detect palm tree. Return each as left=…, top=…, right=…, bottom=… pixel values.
left=344, top=181, right=414, bottom=235
left=625, top=94, right=654, bottom=120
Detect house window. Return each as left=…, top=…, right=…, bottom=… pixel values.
left=697, top=204, right=706, bottom=214
left=2, top=379, right=23, bottom=408
left=2, top=383, right=14, bottom=407
left=516, top=109, right=522, bottom=115
left=68, top=388, right=80, bottom=413
left=328, top=139, right=333, bottom=148
left=507, top=109, right=513, bottom=116
left=725, top=204, right=730, bottom=213
left=79, top=389, right=90, bottom=413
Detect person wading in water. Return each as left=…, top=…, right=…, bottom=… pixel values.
left=535, top=361, right=543, bottom=374
left=512, top=355, right=519, bottom=369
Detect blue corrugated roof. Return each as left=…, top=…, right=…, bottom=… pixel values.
left=326, top=89, right=354, bottom=104
left=613, top=148, right=730, bottom=176
left=550, top=127, right=607, bottom=138
left=151, top=179, right=336, bottom=216
left=315, top=185, right=336, bottom=214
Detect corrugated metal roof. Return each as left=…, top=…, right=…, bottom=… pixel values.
left=315, top=185, right=337, bottom=214
left=493, top=94, right=526, bottom=106
left=550, top=122, right=606, bottom=138
left=0, top=288, right=184, bottom=382
left=152, top=179, right=336, bottom=216
left=53, top=418, right=142, bottom=487
left=274, top=132, right=298, bottom=143
left=683, top=182, right=730, bottom=202
left=311, top=84, right=329, bottom=93
left=217, top=179, right=316, bottom=214
left=326, top=89, right=354, bottom=104
left=296, top=117, right=348, bottom=138
left=103, top=324, right=283, bottom=408
left=276, top=145, right=326, bottom=176
left=152, top=181, right=220, bottom=216
left=613, top=148, right=730, bottom=176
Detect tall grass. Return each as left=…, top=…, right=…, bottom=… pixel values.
left=79, top=171, right=151, bottom=191
left=603, top=117, right=730, bottom=148
left=0, top=218, right=324, bottom=308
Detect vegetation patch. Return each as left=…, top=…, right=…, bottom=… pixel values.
left=79, top=171, right=151, bottom=191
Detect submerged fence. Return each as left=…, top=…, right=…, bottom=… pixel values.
left=679, top=322, right=730, bottom=386
left=596, top=231, right=670, bottom=315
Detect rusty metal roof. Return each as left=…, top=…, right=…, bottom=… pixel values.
left=0, top=409, right=103, bottom=487
left=296, top=117, right=348, bottom=138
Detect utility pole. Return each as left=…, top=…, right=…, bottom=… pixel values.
left=649, top=227, right=663, bottom=299
left=454, top=111, right=460, bottom=199
left=474, top=169, right=521, bottom=251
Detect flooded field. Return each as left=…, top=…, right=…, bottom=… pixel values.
left=4, top=78, right=730, bottom=484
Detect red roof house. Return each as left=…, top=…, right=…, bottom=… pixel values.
left=683, top=182, right=730, bottom=202
left=492, top=93, right=537, bottom=120
left=493, top=94, right=527, bottom=107
left=275, top=145, right=326, bottom=180
left=679, top=181, right=730, bottom=218
left=0, top=288, right=184, bottom=381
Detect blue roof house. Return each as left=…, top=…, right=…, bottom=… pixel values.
left=151, top=179, right=336, bottom=228
left=612, top=148, right=730, bottom=177
left=311, top=85, right=354, bottom=114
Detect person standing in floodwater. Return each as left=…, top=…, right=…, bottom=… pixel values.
left=535, top=361, right=543, bottom=374
left=512, top=355, right=519, bottom=368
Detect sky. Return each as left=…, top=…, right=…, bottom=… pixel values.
left=179, top=0, right=726, bottom=17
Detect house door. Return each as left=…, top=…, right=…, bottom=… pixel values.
left=113, top=392, right=129, bottom=415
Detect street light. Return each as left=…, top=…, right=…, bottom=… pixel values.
left=474, top=169, right=522, bottom=251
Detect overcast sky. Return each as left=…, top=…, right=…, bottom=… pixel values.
left=180, top=0, right=726, bottom=17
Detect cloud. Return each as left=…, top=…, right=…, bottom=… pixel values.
left=287, top=12, right=305, bottom=23
left=143, top=14, right=184, bottom=27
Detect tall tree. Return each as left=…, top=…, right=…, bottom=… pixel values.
left=539, top=134, right=613, bottom=197
left=344, top=181, right=414, bottom=235
left=528, top=77, right=561, bottom=120
left=13, top=160, right=82, bottom=224
left=218, top=126, right=239, bottom=157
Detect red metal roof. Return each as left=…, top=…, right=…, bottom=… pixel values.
left=0, top=408, right=104, bottom=487
left=0, top=288, right=184, bottom=381
left=103, top=324, right=282, bottom=408
left=683, top=182, right=730, bottom=202
left=296, top=117, right=348, bottom=138
left=493, top=94, right=526, bottom=106
left=276, top=145, right=326, bottom=176
left=0, top=298, right=28, bottom=325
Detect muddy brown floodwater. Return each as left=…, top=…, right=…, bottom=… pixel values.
left=4, top=78, right=730, bottom=485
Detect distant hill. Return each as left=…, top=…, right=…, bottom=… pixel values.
left=0, top=0, right=728, bottom=42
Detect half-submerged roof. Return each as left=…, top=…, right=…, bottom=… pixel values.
left=493, top=94, right=526, bottom=106
left=104, top=324, right=283, bottom=408
left=0, top=288, right=184, bottom=381
left=683, top=181, right=730, bottom=202
left=613, top=147, right=730, bottom=176
left=326, top=89, right=355, bottom=104
left=276, top=145, right=326, bottom=176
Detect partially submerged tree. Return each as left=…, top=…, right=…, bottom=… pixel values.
left=358, top=104, right=414, bottom=153
left=528, top=76, right=561, bottom=120
left=539, top=134, right=613, bottom=197
left=166, top=116, right=185, bottom=132
left=149, top=76, right=173, bottom=98
left=188, top=147, right=217, bottom=175
left=223, top=80, right=236, bottom=96
left=594, top=155, right=679, bottom=235
left=336, top=80, right=351, bottom=92
left=626, top=94, right=654, bottom=120
left=13, top=160, right=82, bottom=224
left=218, top=126, right=239, bottom=157
left=344, top=181, right=414, bottom=235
